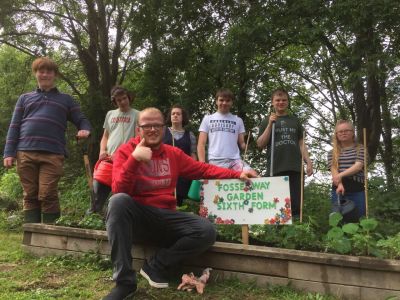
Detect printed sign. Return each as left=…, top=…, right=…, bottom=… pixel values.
left=199, top=177, right=292, bottom=225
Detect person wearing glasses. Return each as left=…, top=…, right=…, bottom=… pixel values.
left=103, top=107, right=255, bottom=300
left=327, top=119, right=366, bottom=218
left=88, top=86, right=139, bottom=215
left=163, top=104, right=197, bottom=206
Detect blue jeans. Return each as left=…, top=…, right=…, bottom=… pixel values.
left=331, top=189, right=366, bottom=218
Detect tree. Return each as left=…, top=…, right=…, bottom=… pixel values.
left=0, top=0, right=145, bottom=161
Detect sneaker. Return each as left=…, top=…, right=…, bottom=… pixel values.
left=102, top=283, right=137, bottom=300
left=139, top=260, right=169, bottom=288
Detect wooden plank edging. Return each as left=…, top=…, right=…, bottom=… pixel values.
left=23, top=223, right=400, bottom=272
left=22, top=224, right=400, bottom=299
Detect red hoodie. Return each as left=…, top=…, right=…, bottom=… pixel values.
left=112, top=136, right=242, bottom=210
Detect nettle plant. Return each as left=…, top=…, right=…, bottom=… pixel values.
left=325, top=213, right=382, bottom=256
left=376, top=233, right=400, bottom=260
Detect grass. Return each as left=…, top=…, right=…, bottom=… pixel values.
left=0, top=230, right=337, bottom=300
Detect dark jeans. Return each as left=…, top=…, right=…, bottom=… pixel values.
left=275, top=171, right=301, bottom=217
left=106, top=193, right=216, bottom=285
left=331, top=189, right=366, bottom=219
left=89, top=179, right=111, bottom=214
left=176, top=177, right=192, bottom=206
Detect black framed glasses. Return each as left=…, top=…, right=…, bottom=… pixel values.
left=138, top=124, right=164, bottom=131
left=336, top=129, right=353, bottom=134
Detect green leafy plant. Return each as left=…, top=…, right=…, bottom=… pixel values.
left=0, top=168, right=23, bottom=203
left=250, top=225, right=284, bottom=247
left=78, top=213, right=105, bottom=230
left=216, top=224, right=242, bottom=243
left=280, top=218, right=321, bottom=251
left=369, top=185, right=400, bottom=236
left=36, top=251, right=112, bottom=270
left=325, top=213, right=352, bottom=254
left=0, top=210, right=23, bottom=232
left=59, top=175, right=91, bottom=215
left=376, top=233, right=400, bottom=259
left=324, top=213, right=383, bottom=256
left=56, top=213, right=105, bottom=230
left=350, top=218, right=381, bottom=256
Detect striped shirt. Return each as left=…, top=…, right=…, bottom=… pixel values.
left=327, top=145, right=365, bottom=192
left=3, top=87, right=91, bottom=157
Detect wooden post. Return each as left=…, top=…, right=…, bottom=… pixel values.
left=241, top=225, right=249, bottom=245
left=83, top=154, right=93, bottom=190
left=300, top=131, right=305, bottom=223
left=241, top=132, right=252, bottom=245
left=171, top=128, right=177, bottom=199
left=363, top=128, right=369, bottom=218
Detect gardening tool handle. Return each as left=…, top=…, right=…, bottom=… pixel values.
left=76, top=137, right=93, bottom=189
left=337, top=193, right=346, bottom=210
left=270, top=121, right=275, bottom=177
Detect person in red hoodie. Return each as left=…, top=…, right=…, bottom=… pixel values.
left=103, top=107, right=255, bottom=300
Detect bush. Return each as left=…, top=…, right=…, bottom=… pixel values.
left=59, top=175, right=91, bottom=215
left=250, top=217, right=322, bottom=251
left=369, top=184, right=400, bottom=236
left=0, top=210, right=23, bottom=232
left=377, top=233, right=400, bottom=260
left=0, top=168, right=23, bottom=204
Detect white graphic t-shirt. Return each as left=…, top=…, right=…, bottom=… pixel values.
left=199, top=112, right=245, bottom=160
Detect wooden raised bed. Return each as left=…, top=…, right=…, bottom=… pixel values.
left=22, top=223, right=400, bottom=300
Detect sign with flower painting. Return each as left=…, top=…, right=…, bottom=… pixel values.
left=199, top=177, right=291, bottom=225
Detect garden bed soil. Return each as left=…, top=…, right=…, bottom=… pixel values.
left=22, top=223, right=400, bottom=300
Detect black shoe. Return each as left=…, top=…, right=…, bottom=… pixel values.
left=103, top=283, right=137, bottom=300
left=139, top=260, right=169, bottom=288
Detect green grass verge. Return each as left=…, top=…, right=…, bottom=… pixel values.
left=0, top=231, right=337, bottom=300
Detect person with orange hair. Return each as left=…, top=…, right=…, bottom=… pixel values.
left=3, top=57, right=91, bottom=224
left=327, top=120, right=366, bottom=218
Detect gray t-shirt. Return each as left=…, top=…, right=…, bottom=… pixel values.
left=258, top=115, right=303, bottom=174
left=104, top=108, right=140, bottom=155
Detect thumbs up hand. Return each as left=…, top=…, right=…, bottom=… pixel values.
left=132, top=138, right=152, bottom=162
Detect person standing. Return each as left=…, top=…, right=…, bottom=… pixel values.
left=88, top=86, right=139, bottom=214
left=197, top=88, right=256, bottom=175
left=257, top=88, right=312, bottom=217
left=163, top=104, right=197, bottom=206
left=328, top=120, right=366, bottom=218
left=3, top=57, right=91, bottom=224
left=103, top=107, right=255, bottom=300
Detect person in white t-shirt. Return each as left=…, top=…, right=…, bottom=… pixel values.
left=198, top=88, right=257, bottom=175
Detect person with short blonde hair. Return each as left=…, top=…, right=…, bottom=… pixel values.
left=3, top=57, right=91, bottom=224
left=328, top=120, right=366, bottom=218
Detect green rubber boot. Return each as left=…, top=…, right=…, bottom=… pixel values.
left=42, top=212, right=61, bottom=224
left=24, top=208, right=41, bottom=223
